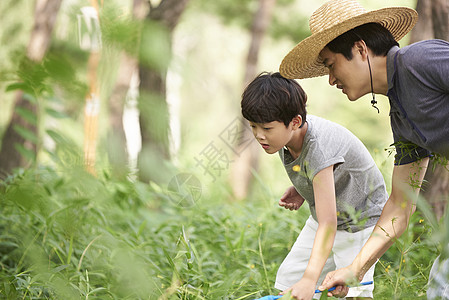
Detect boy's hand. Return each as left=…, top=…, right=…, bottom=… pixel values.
left=279, top=186, right=304, bottom=210
left=281, top=278, right=315, bottom=300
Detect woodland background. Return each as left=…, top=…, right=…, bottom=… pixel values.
left=0, top=0, right=448, bottom=299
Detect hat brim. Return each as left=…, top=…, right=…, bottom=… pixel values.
left=279, top=7, right=418, bottom=79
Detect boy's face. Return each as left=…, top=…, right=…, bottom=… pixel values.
left=249, top=120, right=296, bottom=154
left=319, top=45, right=370, bottom=101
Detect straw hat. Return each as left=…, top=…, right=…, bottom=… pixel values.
left=279, top=0, right=418, bottom=79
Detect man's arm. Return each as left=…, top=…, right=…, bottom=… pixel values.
left=283, top=165, right=337, bottom=299
left=319, top=158, right=429, bottom=297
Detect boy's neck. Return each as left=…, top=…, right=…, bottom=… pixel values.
left=286, top=121, right=308, bottom=160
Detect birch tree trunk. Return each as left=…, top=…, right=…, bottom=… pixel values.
left=106, top=0, right=146, bottom=178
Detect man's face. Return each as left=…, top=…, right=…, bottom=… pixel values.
left=319, top=46, right=370, bottom=101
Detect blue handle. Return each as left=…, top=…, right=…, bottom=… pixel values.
left=318, top=280, right=373, bottom=293
left=253, top=281, right=373, bottom=299
left=253, top=296, right=282, bottom=300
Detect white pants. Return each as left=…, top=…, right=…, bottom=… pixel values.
left=275, top=216, right=376, bottom=299
left=427, top=255, right=449, bottom=299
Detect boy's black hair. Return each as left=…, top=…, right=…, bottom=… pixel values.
left=326, top=23, right=399, bottom=60
left=241, top=72, right=307, bottom=127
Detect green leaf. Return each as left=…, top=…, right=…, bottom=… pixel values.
left=45, top=107, right=68, bottom=119
left=5, top=82, right=34, bottom=95
left=23, top=93, right=37, bottom=103
left=15, top=107, right=37, bottom=125
left=139, top=21, right=171, bottom=71
left=319, top=290, right=329, bottom=299
left=280, top=291, right=293, bottom=299
left=52, top=264, right=69, bottom=273
left=137, top=220, right=148, bottom=238
left=46, top=129, right=65, bottom=144
left=13, top=125, right=38, bottom=143
left=14, top=143, right=35, bottom=161
left=174, top=250, right=188, bottom=260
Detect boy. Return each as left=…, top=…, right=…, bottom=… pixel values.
left=241, top=72, right=387, bottom=300
left=278, top=0, right=449, bottom=298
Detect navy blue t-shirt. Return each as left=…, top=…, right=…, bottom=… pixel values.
left=386, top=40, right=449, bottom=165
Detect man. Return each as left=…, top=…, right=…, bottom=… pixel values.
left=278, top=0, right=449, bottom=299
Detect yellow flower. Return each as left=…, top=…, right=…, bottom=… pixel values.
left=250, top=264, right=255, bottom=269
left=419, top=219, right=424, bottom=223
left=292, top=165, right=301, bottom=172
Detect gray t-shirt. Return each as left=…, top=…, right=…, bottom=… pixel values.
left=279, top=115, right=387, bottom=232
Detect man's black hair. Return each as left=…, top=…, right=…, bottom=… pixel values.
left=241, top=72, right=307, bottom=127
left=326, top=23, right=399, bottom=60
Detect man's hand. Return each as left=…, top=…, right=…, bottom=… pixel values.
left=279, top=186, right=305, bottom=211
left=318, top=266, right=356, bottom=298
left=281, top=278, right=315, bottom=300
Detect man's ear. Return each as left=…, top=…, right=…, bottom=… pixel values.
left=292, top=115, right=302, bottom=129
left=354, top=40, right=369, bottom=60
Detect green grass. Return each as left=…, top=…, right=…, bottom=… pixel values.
left=0, top=165, right=440, bottom=299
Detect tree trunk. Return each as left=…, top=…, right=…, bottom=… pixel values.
left=409, top=0, right=433, bottom=42
left=27, top=0, right=62, bottom=62
left=230, top=0, right=277, bottom=200
left=107, top=54, right=136, bottom=177
left=0, top=0, right=62, bottom=178
left=106, top=0, right=146, bottom=178
left=432, top=0, right=449, bottom=40
left=137, top=0, right=190, bottom=183
left=410, top=0, right=449, bottom=221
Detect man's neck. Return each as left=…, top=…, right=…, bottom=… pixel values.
left=371, top=54, right=389, bottom=95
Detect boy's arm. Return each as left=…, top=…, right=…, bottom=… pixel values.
left=279, top=186, right=305, bottom=210
left=319, top=158, right=429, bottom=297
left=282, top=165, right=337, bottom=299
